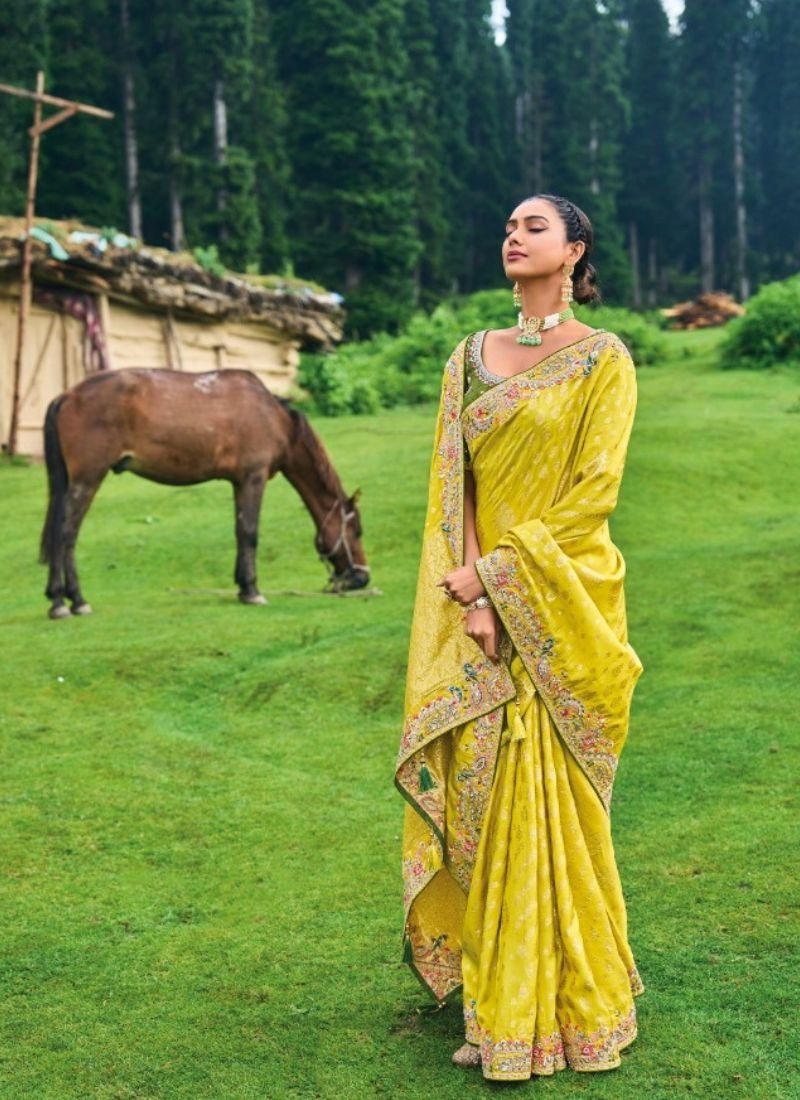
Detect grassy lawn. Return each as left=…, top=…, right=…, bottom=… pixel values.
left=1, top=329, right=798, bottom=1099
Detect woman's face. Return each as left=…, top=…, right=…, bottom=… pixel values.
left=501, top=198, right=585, bottom=281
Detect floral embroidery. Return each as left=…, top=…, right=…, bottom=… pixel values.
left=403, top=925, right=462, bottom=1004
left=402, top=838, right=436, bottom=912
left=446, top=708, right=503, bottom=892
left=463, top=998, right=480, bottom=1045
left=436, top=345, right=466, bottom=561
left=480, top=1006, right=638, bottom=1079
left=476, top=551, right=618, bottom=809
left=396, top=657, right=513, bottom=769
left=463, top=332, right=625, bottom=445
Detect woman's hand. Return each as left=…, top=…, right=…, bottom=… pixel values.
left=465, top=606, right=502, bottom=662
left=437, top=565, right=486, bottom=607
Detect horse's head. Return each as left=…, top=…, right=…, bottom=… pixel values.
left=315, top=489, right=370, bottom=591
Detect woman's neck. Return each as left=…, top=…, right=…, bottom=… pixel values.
left=517, top=278, right=565, bottom=318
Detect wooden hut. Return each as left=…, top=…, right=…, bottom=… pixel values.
left=0, top=218, right=344, bottom=456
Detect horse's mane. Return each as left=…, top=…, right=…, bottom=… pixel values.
left=279, top=399, right=346, bottom=499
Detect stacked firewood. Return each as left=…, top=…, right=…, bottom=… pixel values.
left=661, top=291, right=745, bottom=329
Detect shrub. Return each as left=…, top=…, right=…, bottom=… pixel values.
left=719, top=276, right=800, bottom=370
left=298, top=290, right=668, bottom=415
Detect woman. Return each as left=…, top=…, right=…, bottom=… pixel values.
left=395, top=193, right=644, bottom=1081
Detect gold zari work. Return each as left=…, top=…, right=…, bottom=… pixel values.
left=396, top=330, right=644, bottom=1080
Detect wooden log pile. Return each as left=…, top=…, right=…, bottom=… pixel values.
left=661, top=291, right=745, bottom=330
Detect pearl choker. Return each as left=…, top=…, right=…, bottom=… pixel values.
left=516, top=306, right=574, bottom=346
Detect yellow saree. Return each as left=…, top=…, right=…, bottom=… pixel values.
left=396, top=328, right=644, bottom=1080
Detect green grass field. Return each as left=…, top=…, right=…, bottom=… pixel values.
left=1, top=330, right=798, bottom=1099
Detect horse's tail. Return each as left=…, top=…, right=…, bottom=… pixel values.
left=40, top=396, right=68, bottom=565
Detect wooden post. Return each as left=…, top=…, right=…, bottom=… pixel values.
left=7, top=72, right=44, bottom=457
left=0, top=73, right=113, bottom=455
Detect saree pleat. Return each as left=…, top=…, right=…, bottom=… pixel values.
left=456, top=657, right=641, bottom=1079
left=397, top=331, right=644, bottom=1081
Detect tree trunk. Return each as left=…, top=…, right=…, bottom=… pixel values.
left=732, top=57, right=750, bottom=301
left=647, top=237, right=658, bottom=307
left=119, top=0, right=141, bottom=239
left=698, top=151, right=714, bottom=292
left=589, top=116, right=600, bottom=195
left=629, top=220, right=641, bottom=308
left=213, top=78, right=228, bottom=239
left=168, top=97, right=184, bottom=251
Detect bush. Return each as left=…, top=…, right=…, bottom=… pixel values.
left=719, top=276, right=800, bottom=370
left=298, top=290, right=668, bottom=415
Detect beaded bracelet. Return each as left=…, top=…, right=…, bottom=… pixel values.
left=466, top=595, right=491, bottom=612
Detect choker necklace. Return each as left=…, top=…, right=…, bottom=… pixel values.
left=516, top=306, right=574, bottom=346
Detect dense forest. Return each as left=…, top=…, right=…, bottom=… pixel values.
left=0, top=0, right=797, bottom=335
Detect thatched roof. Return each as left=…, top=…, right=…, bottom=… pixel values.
left=0, top=217, right=344, bottom=348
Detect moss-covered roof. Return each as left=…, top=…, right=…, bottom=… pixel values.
left=0, top=217, right=344, bottom=348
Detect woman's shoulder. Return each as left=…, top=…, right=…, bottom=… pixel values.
left=591, top=328, right=634, bottom=367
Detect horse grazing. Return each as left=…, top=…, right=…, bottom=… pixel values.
left=40, top=368, right=370, bottom=618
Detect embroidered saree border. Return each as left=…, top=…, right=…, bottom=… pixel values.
left=397, top=338, right=516, bottom=1002
left=479, top=1003, right=639, bottom=1080
left=462, top=331, right=619, bottom=443
left=475, top=549, right=619, bottom=809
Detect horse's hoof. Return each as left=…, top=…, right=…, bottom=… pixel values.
left=71, top=602, right=93, bottom=616
left=49, top=605, right=71, bottom=620
left=239, top=592, right=267, bottom=606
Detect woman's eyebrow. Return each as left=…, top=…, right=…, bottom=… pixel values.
left=506, top=214, right=550, bottom=226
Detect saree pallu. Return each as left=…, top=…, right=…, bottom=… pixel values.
left=396, top=330, right=644, bottom=1080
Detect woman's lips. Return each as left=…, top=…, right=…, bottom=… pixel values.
left=506, top=251, right=526, bottom=260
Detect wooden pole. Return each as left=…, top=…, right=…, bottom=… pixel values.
left=2, top=75, right=113, bottom=455
left=7, top=71, right=45, bottom=457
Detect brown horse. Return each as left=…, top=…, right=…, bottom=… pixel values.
left=40, top=368, right=370, bottom=618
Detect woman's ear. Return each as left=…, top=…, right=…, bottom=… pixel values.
left=568, top=241, right=586, bottom=265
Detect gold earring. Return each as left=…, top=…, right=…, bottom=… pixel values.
left=561, top=264, right=574, bottom=303
left=513, top=282, right=522, bottom=309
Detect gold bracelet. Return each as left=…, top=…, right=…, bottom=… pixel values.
left=466, top=595, right=491, bottom=611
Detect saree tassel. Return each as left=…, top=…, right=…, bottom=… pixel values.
left=403, top=936, right=414, bottom=964
left=419, top=763, right=436, bottom=791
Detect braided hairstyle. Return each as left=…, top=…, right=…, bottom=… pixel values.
left=527, top=193, right=601, bottom=305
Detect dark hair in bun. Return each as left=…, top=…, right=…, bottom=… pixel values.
left=526, top=193, right=601, bottom=305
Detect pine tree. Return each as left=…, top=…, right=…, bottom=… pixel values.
left=0, top=0, right=48, bottom=215
left=179, top=0, right=262, bottom=268
left=403, top=0, right=451, bottom=305
left=272, top=0, right=420, bottom=335
left=619, top=0, right=678, bottom=305
left=462, top=0, right=517, bottom=291
left=675, top=0, right=754, bottom=293
left=426, top=0, right=472, bottom=293
left=752, top=0, right=800, bottom=281
left=506, top=0, right=631, bottom=301
left=249, top=0, right=291, bottom=273
left=37, top=0, right=125, bottom=226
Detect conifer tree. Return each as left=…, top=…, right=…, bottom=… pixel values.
left=675, top=0, right=753, bottom=293
left=507, top=0, right=631, bottom=300
left=179, top=0, right=262, bottom=268
left=619, top=0, right=678, bottom=305
left=752, top=0, right=800, bottom=280
left=37, top=0, right=126, bottom=227
left=272, top=0, right=419, bottom=335
left=249, top=0, right=291, bottom=273
left=0, top=0, right=48, bottom=215
left=462, top=0, right=517, bottom=291
left=403, top=0, right=451, bottom=305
